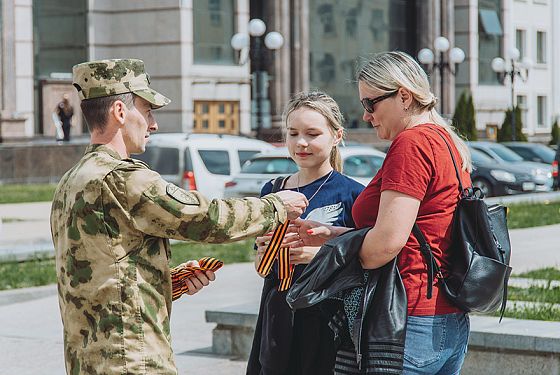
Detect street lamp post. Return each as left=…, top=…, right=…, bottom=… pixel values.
left=418, top=36, right=465, bottom=115
left=491, top=48, right=532, bottom=141
left=231, top=19, right=284, bottom=139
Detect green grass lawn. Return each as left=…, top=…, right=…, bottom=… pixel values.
left=508, top=285, right=560, bottom=304
left=169, top=239, right=254, bottom=267
left=0, top=184, right=57, bottom=204
left=516, top=267, right=560, bottom=280
left=0, top=255, right=58, bottom=290
left=497, top=266, right=560, bottom=321
left=506, top=201, right=560, bottom=229
left=0, top=240, right=255, bottom=291
left=499, top=303, right=560, bottom=321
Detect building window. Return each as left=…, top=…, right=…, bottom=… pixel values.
left=309, top=0, right=420, bottom=129
left=33, top=0, right=88, bottom=78
left=536, top=31, right=547, bottom=64
left=193, top=101, right=239, bottom=134
left=516, top=95, right=527, bottom=128
left=193, top=0, right=235, bottom=65
left=318, top=4, right=336, bottom=36
left=478, top=0, right=503, bottom=85
left=515, top=29, right=526, bottom=58
left=537, top=96, right=547, bottom=128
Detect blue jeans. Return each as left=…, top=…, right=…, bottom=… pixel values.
left=403, top=313, right=470, bottom=375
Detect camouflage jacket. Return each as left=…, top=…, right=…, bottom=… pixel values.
left=51, top=145, right=286, bottom=375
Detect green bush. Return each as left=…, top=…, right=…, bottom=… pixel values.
left=497, top=106, right=527, bottom=142
left=452, top=90, right=477, bottom=140
left=550, top=119, right=559, bottom=146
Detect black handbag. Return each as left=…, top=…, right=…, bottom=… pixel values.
left=412, top=128, right=512, bottom=316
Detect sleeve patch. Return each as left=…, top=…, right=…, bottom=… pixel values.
left=166, top=184, right=199, bottom=205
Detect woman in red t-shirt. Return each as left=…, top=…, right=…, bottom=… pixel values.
left=287, top=51, right=473, bottom=375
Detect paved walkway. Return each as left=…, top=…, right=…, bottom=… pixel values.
left=0, top=263, right=261, bottom=375
left=0, top=195, right=559, bottom=374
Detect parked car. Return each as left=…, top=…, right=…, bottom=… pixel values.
left=223, top=146, right=386, bottom=198
left=136, top=133, right=275, bottom=199
left=501, top=142, right=555, bottom=164
left=468, top=141, right=553, bottom=191
left=470, top=148, right=537, bottom=197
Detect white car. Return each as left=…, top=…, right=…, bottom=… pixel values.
left=223, top=146, right=386, bottom=198
left=136, top=133, right=275, bottom=199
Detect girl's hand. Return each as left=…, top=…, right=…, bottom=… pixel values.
left=289, top=246, right=321, bottom=265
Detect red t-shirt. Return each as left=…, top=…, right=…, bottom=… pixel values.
left=352, top=124, right=471, bottom=316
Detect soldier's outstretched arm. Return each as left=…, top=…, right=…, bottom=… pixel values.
left=107, top=165, right=306, bottom=243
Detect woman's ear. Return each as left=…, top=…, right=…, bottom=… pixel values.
left=398, top=87, right=414, bottom=110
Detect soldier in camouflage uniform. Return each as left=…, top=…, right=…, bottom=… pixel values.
left=50, top=59, right=308, bottom=375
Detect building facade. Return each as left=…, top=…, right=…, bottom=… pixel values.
left=455, top=0, right=560, bottom=141
left=2, top=0, right=557, bottom=143
left=0, top=0, right=253, bottom=141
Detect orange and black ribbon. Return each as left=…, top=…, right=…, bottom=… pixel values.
left=256, top=221, right=294, bottom=291
left=171, top=257, right=224, bottom=301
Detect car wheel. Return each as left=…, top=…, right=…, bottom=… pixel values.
left=472, top=178, right=494, bottom=197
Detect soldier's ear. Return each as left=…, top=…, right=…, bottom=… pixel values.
left=110, top=100, right=127, bottom=126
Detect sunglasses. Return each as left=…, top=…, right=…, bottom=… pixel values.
left=360, top=91, right=398, bottom=113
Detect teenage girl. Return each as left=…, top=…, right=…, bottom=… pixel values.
left=246, top=91, right=365, bottom=375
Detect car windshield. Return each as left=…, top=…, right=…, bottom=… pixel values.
left=343, top=155, right=384, bottom=177
left=470, top=149, right=494, bottom=164
left=241, top=157, right=299, bottom=174
left=487, top=145, right=524, bottom=162
left=238, top=150, right=262, bottom=166
left=530, top=145, right=555, bottom=164
left=508, top=145, right=555, bottom=163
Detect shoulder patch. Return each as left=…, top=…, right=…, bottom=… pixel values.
left=166, top=184, right=199, bottom=205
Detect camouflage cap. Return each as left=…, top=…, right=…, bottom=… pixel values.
left=72, top=59, right=170, bottom=109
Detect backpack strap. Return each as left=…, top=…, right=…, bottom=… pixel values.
left=411, top=224, right=442, bottom=299
left=271, top=176, right=288, bottom=193
left=426, top=125, right=465, bottom=195
left=412, top=126, right=464, bottom=299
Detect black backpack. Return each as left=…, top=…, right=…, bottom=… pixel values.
left=412, top=128, right=512, bottom=316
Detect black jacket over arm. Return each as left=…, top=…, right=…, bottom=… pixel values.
left=287, top=228, right=408, bottom=373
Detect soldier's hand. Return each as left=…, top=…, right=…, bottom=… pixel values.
left=183, top=260, right=216, bottom=295
left=274, top=191, right=308, bottom=220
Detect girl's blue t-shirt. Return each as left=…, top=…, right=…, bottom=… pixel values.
left=261, top=170, right=364, bottom=228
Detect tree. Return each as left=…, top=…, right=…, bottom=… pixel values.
left=497, top=106, right=527, bottom=142
left=452, top=91, right=477, bottom=141
left=465, top=93, right=477, bottom=140
left=550, top=118, right=559, bottom=146
left=452, top=90, right=477, bottom=140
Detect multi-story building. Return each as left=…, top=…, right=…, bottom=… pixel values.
left=2, top=0, right=557, bottom=143
left=0, top=0, right=252, bottom=141
left=455, top=0, right=560, bottom=141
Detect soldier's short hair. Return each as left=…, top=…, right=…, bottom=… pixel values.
left=81, top=93, right=135, bottom=133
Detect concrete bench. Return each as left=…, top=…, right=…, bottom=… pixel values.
left=205, top=302, right=260, bottom=359
left=206, top=303, right=560, bottom=374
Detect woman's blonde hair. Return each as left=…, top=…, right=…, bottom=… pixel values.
left=283, top=90, right=345, bottom=172
left=357, top=51, right=472, bottom=172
